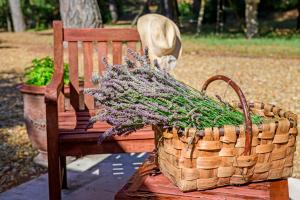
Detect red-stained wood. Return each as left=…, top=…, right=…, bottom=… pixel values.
left=60, top=156, right=67, bottom=189
left=115, top=159, right=289, bottom=200
left=112, top=42, right=122, bottom=64
left=46, top=21, right=147, bottom=200
left=127, top=41, right=136, bottom=51
left=46, top=21, right=64, bottom=200
left=68, top=41, right=80, bottom=111
left=97, top=42, right=107, bottom=74
left=60, top=138, right=155, bottom=156
left=45, top=21, right=64, bottom=103
left=57, top=91, right=65, bottom=112
left=59, top=128, right=153, bottom=141
left=64, top=28, right=140, bottom=42
left=83, top=42, right=94, bottom=110
left=270, top=180, right=289, bottom=200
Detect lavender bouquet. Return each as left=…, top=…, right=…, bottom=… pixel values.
left=84, top=48, right=262, bottom=143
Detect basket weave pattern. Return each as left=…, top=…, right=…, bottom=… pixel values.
left=155, top=102, right=298, bottom=192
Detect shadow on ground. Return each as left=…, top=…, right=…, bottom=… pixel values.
left=0, top=71, right=24, bottom=128
left=0, top=153, right=149, bottom=200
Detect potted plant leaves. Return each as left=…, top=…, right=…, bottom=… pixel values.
left=17, top=57, right=69, bottom=166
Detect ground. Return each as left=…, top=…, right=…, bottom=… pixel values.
left=0, top=29, right=300, bottom=193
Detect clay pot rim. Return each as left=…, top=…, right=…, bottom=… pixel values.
left=17, top=83, right=46, bottom=95
left=17, top=83, right=72, bottom=95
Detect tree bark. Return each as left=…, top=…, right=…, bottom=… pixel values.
left=216, top=0, right=224, bottom=33
left=8, top=0, right=26, bottom=32
left=245, top=0, right=260, bottom=39
left=109, top=0, right=118, bottom=23
left=192, top=0, right=200, bottom=20
left=59, top=0, right=103, bottom=28
left=196, top=0, right=206, bottom=34
left=6, top=15, right=13, bottom=32
left=297, top=0, right=300, bottom=30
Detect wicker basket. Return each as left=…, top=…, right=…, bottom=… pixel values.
left=154, top=75, right=298, bottom=192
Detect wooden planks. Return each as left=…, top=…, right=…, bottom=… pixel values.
left=112, top=42, right=123, bottom=64
left=83, top=42, right=94, bottom=110
left=60, top=138, right=155, bottom=156
left=68, top=42, right=80, bottom=111
left=97, top=42, right=107, bottom=75
left=64, top=28, right=140, bottom=42
left=47, top=21, right=64, bottom=200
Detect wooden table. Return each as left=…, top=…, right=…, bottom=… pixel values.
left=115, top=159, right=289, bottom=200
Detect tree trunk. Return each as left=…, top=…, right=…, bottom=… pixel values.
left=109, top=0, right=118, bottom=23
left=216, top=0, right=224, bottom=33
left=8, top=0, right=26, bottom=32
left=192, top=0, right=200, bottom=20
left=131, top=0, right=150, bottom=26
left=196, top=0, right=206, bottom=34
left=59, top=0, right=103, bottom=28
left=6, top=15, right=13, bottom=32
left=297, top=0, right=300, bottom=30
left=245, top=0, right=260, bottom=39
left=160, top=0, right=180, bottom=24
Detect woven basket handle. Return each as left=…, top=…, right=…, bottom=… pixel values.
left=201, top=75, right=252, bottom=156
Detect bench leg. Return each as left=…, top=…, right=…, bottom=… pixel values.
left=270, top=179, right=289, bottom=200
left=48, top=149, right=62, bottom=200
left=46, top=104, right=62, bottom=200
left=60, top=156, right=68, bottom=189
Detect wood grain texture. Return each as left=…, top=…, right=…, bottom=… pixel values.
left=97, top=42, right=107, bottom=75
left=58, top=90, right=65, bottom=112
left=46, top=102, right=62, bottom=200
left=83, top=42, right=94, bottom=109
left=60, top=138, right=155, bottom=156
left=112, top=42, right=122, bottom=64
left=127, top=41, right=136, bottom=51
left=64, top=28, right=140, bottom=42
left=45, top=21, right=64, bottom=103
left=46, top=21, right=64, bottom=200
left=270, top=180, right=289, bottom=200
left=68, top=41, right=80, bottom=111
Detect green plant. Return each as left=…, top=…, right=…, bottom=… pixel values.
left=24, top=57, right=69, bottom=86
left=178, top=1, right=194, bottom=22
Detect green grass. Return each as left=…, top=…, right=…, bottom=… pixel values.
left=182, top=34, right=300, bottom=58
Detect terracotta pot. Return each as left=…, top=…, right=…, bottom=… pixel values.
left=17, top=84, right=48, bottom=167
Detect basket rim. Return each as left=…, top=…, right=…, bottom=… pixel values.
left=153, top=101, right=297, bottom=137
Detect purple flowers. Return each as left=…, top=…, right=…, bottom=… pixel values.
left=84, top=48, right=262, bottom=143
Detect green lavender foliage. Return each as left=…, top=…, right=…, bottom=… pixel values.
left=24, top=57, right=69, bottom=86
left=85, top=48, right=262, bottom=142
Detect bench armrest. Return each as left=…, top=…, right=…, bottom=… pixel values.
left=45, top=70, right=64, bottom=103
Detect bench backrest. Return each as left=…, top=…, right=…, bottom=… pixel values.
left=53, top=21, right=142, bottom=111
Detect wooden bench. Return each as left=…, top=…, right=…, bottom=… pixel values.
left=45, top=21, right=155, bottom=200
left=115, top=157, right=290, bottom=200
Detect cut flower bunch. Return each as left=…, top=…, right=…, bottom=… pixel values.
left=84, top=48, right=262, bottom=142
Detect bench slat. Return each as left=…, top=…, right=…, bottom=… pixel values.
left=68, top=42, right=80, bottom=111
left=97, top=42, right=107, bottom=75
left=83, top=42, right=94, bottom=110
left=113, top=41, right=122, bottom=64
left=64, top=28, right=140, bottom=42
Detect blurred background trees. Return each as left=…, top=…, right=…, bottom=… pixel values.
left=59, top=0, right=103, bottom=28
left=0, top=0, right=299, bottom=38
